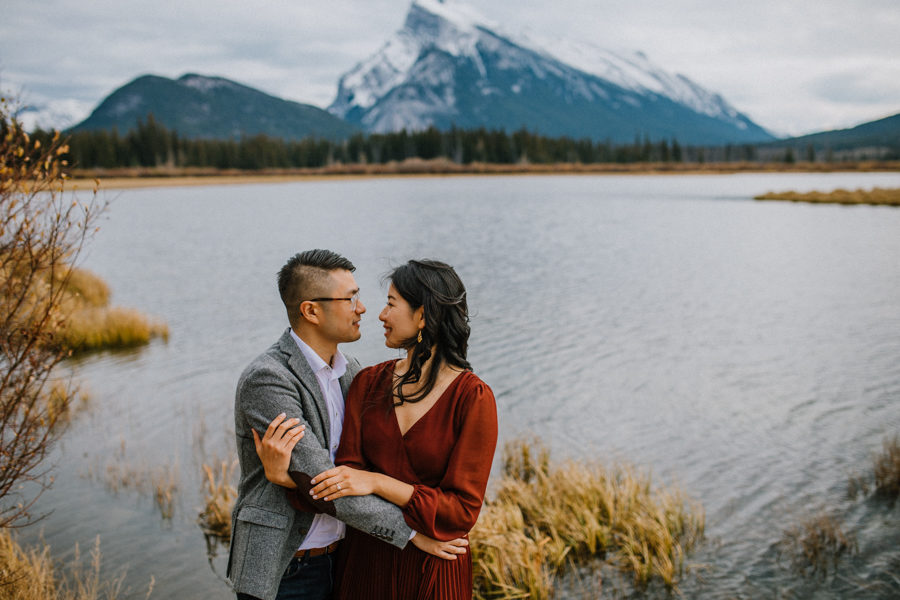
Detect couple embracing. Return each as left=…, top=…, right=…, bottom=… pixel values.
left=228, top=249, right=498, bottom=600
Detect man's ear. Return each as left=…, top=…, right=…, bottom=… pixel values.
left=299, top=300, right=320, bottom=325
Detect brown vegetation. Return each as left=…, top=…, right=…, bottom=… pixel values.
left=755, top=187, right=900, bottom=206
left=847, top=434, right=900, bottom=502
left=0, top=529, right=132, bottom=599
left=67, top=159, right=900, bottom=189
left=50, top=267, right=169, bottom=353
left=198, top=460, right=237, bottom=542
left=469, top=439, right=705, bottom=598
left=777, top=511, right=857, bottom=579
left=873, top=435, right=900, bottom=501
left=1, top=96, right=101, bottom=529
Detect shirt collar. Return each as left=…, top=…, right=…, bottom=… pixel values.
left=289, top=329, right=347, bottom=379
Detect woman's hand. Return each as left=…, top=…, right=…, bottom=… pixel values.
left=309, top=466, right=376, bottom=501
left=252, top=413, right=305, bottom=488
left=410, top=533, right=469, bottom=560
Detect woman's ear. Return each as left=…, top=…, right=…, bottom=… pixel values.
left=414, top=306, right=425, bottom=331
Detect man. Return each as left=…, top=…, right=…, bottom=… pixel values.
left=228, top=249, right=417, bottom=600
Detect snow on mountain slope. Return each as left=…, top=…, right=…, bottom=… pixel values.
left=329, top=0, right=771, bottom=142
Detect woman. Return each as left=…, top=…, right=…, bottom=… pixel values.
left=257, top=259, right=497, bottom=599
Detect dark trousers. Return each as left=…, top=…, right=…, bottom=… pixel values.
left=236, top=553, right=334, bottom=600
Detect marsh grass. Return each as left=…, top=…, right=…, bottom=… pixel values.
left=198, top=460, right=237, bottom=542
left=52, top=267, right=168, bottom=353
left=44, top=380, right=91, bottom=428
left=872, top=435, right=900, bottom=501
left=470, top=440, right=705, bottom=599
left=754, top=187, right=900, bottom=206
left=151, top=467, right=178, bottom=521
left=2, top=262, right=168, bottom=354
left=846, top=434, right=900, bottom=503
left=0, top=529, right=129, bottom=599
left=102, top=459, right=178, bottom=521
left=777, top=511, right=857, bottom=579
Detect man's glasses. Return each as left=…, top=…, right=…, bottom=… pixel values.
left=304, top=291, right=360, bottom=311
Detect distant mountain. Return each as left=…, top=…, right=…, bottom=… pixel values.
left=328, top=0, right=773, bottom=145
left=69, top=74, right=358, bottom=141
left=773, top=112, right=900, bottom=152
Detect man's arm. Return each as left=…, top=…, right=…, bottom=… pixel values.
left=238, top=364, right=413, bottom=548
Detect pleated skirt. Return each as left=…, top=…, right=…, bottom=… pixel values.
left=334, top=527, right=472, bottom=600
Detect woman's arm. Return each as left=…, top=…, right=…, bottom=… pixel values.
left=313, top=380, right=498, bottom=540
left=401, top=381, right=498, bottom=539
left=309, top=467, right=414, bottom=505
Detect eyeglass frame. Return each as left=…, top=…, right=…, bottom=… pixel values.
left=302, top=291, right=360, bottom=311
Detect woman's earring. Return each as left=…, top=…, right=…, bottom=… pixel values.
left=417, top=330, right=423, bottom=343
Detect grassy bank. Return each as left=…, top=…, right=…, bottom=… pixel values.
left=754, top=187, right=900, bottom=206
left=51, top=267, right=168, bottom=353
left=469, top=440, right=704, bottom=598
left=68, top=160, right=900, bottom=189
left=0, top=530, right=131, bottom=600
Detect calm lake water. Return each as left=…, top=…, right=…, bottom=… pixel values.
left=20, top=172, right=900, bottom=598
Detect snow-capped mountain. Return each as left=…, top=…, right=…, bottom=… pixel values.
left=329, top=0, right=772, bottom=144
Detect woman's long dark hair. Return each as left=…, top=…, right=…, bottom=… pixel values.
left=387, top=259, right=471, bottom=406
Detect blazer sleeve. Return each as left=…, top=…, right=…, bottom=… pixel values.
left=401, top=379, right=498, bottom=540
left=237, top=362, right=412, bottom=548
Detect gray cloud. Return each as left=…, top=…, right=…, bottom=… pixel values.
left=2, top=0, right=898, bottom=135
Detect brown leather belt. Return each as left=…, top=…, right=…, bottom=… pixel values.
left=294, top=541, right=340, bottom=559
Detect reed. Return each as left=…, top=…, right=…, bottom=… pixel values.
left=0, top=261, right=168, bottom=354
left=151, top=467, right=178, bottom=520
left=470, top=440, right=704, bottom=598
left=846, top=433, right=900, bottom=503
left=198, top=460, right=238, bottom=542
left=0, top=529, right=126, bottom=599
left=59, top=305, right=169, bottom=353
left=873, top=435, right=900, bottom=500
left=754, top=187, right=900, bottom=206
left=777, top=511, right=857, bottom=578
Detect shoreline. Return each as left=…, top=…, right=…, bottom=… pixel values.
left=68, top=160, right=900, bottom=190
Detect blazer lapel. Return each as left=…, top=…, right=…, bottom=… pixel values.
left=277, top=329, right=331, bottom=445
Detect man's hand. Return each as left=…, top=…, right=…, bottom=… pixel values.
left=252, top=413, right=305, bottom=488
left=410, top=532, right=469, bottom=560
left=309, top=465, right=376, bottom=500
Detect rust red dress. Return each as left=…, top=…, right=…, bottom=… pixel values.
left=333, top=359, right=498, bottom=600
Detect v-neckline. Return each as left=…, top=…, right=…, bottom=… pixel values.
left=391, top=363, right=466, bottom=438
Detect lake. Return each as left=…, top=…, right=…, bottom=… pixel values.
left=20, top=172, right=900, bottom=598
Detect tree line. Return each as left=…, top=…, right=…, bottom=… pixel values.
left=31, top=113, right=884, bottom=171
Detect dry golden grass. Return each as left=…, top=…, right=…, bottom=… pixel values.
left=777, top=511, right=857, bottom=579
left=755, top=187, right=900, bottom=206
left=873, top=435, right=900, bottom=500
left=198, top=460, right=237, bottom=542
left=67, top=160, right=900, bottom=190
left=1, top=260, right=168, bottom=354
left=847, top=434, right=900, bottom=503
left=470, top=440, right=705, bottom=599
left=151, top=467, right=178, bottom=521
left=53, top=267, right=167, bottom=353
left=0, top=529, right=128, bottom=600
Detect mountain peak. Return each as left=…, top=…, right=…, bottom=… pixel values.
left=329, top=0, right=772, bottom=143
left=70, top=73, right=358, bottom=140
left=177, top=73, right=241, bottom=93
left=408, top=0, right=492, bottom=34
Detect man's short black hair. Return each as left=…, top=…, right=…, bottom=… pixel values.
left=278, top=249, right=355, bottom=326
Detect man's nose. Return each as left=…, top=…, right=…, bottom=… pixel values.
left=356, top=299, right=366, bottom=314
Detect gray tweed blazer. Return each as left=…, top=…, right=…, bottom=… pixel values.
left=228, top=328, right=412, bottom=600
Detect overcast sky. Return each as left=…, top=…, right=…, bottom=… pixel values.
left=2, top=0, right=898, bottom=137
